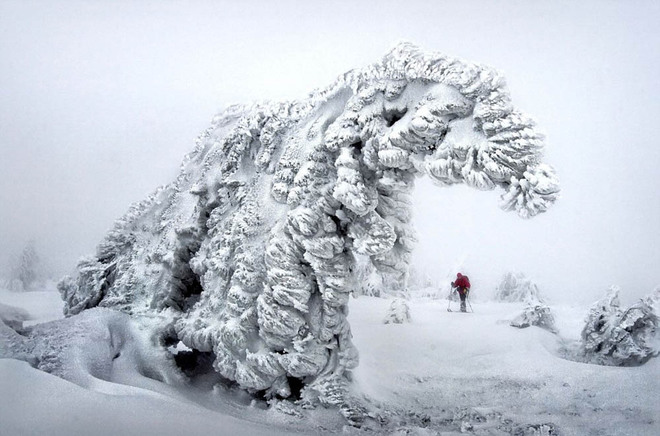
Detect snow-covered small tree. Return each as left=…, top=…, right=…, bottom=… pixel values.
left=383, top=298, right=411, bottom=324
left=580, top=286, right=660, bottom=366
left=510, top=303, right=557, bottom=333
left=9, top=241, right=41, bottom=292
left=494, top=272, right=544, bottom=303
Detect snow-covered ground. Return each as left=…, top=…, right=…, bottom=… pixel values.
left=0, top=286, right=63, bottom=326
left=1, top=287, right=658, bottom=435
left=350, top=297, right=659, bottom=435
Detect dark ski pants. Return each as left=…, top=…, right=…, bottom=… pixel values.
left=458, top=288, right=469, bottom=312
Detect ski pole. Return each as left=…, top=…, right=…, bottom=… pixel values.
left=467, top=297, right=474, bottom=313
left=447, top=288, right=455, bottom=312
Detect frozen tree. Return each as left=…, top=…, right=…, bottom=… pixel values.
left=580, top=286, right=659, bottom=366
left=8, top=241, right=41, bottom=292
left=58, top=43, right=560, bottom=419
left=510, top=303, right=557, bottom=333
left=383, top=298, right=411, bottom=324
left=407, top=267, right=447, bottom=299
left=494, top=272, right=544, bottom=303
left=408, top=266, right=437, bottom=290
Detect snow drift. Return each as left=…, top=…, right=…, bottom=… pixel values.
left=57, top=43, right=560, bottom=414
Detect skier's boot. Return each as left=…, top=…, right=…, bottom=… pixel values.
left=460, top=301, right=466, bottom=312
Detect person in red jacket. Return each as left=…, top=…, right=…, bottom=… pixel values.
left=451, top=272, right=471, bottom=312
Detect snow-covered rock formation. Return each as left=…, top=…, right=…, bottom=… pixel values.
left=579, top=287, right=659, bottom=366
left=57, top=43, right=560, bottom=414
left=494, top=272, right=544, bottom=303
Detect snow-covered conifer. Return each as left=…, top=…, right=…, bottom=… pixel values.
left=580, top=286, right=659, bottom=366
left=383, top=298, right=412, bottom=324
left=58, top=43, right=560, bottom=416
left=9, top=241, right=41, bottom=292
left=494, top=272, right=544, bottom=303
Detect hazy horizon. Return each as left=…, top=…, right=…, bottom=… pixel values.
left=1, top=0, right=658, bottom=305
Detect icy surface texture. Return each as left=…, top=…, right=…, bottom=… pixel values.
left=580, top=286, right=660, bottom=366
left=383, top=299, right=411, bottom=324
left=510, top=303, right=557, bottom=333
left=494, top=272, right=544, bottom=303
left=58, top=43, right=559, bottom=406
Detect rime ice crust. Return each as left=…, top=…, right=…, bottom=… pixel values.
left=579, top=287, right=659, bottom=366
left=58, top=43, right=560, bottom=408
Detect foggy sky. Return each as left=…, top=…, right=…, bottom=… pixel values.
left=1, top=0, right=658, bottom=304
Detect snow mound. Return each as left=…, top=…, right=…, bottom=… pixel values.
left=0, top=307, right=183, bottom=388
left=0, top=359, right=294, bottom=436
left=56, top=42, right=560, bottom=414
left=383, top=298, right=411, bottom=324
left=577, top=286, right=660, bottom=366
left=510, top=303, right=558, bottom=334
left=495, top=272, right=545, bottom=303
left=0, top=301, right=31, bottom=331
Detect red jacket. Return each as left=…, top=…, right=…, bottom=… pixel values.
left=455, top=275, right=470, bottom=289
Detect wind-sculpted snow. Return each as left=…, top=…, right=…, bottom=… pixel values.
left=58, top=43, right=559, bottom=415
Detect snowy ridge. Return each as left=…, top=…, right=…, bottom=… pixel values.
left=57, top=42, right=560, bottom=415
